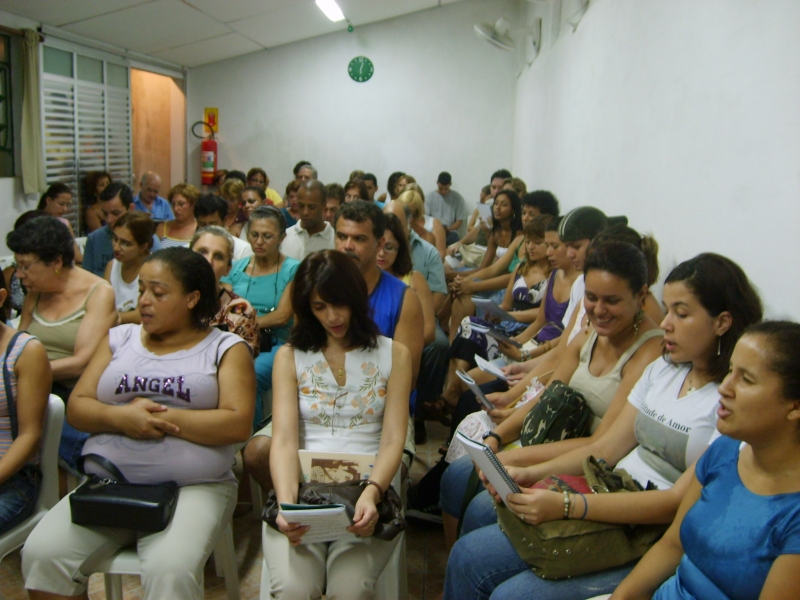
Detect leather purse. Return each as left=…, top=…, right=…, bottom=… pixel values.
left=495, top=456, right=667, bottom=580
left=70, top=454, right=179, bottom=533
left=263, top=480, right=406, bottom=541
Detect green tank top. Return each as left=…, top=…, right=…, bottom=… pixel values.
left=27, top=282, right=102, bottom=388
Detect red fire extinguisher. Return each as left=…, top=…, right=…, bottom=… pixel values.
left=200, top=135, right=217, bottom=186
left=192, top=121, right=217, bottom=186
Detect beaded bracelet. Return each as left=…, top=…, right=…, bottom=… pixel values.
left=562, top=490, right=570, bottom=519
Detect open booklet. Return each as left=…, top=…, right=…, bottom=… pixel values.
left=278, top=503, right=354, bottom=544
left=476, top=203, right=493, bottom=227
left=484, top=326, right=523, bottom=348
left=471, top=298, right=517, bottom=324
left=298, top=450, right=378, bottom=483
left=456, top=369, right=495, bottom=410
left=278, top=450, right=379, bottom=544
left=475, top=355, right=509, bottom=381
left=456, top=431, right=521, bottom=508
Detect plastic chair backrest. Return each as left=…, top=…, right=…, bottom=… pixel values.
left=36, top=395, right=65, bottom=511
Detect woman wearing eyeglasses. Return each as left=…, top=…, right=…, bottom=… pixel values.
left=221, top=205, right=299, bottom=427
left=8, top=217, right=117, bottom=472
left=104, top=211, right=156, bottom=324
left=265, top=250, right=411, bottom=599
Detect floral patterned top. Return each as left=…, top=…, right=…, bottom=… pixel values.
left=210, top=289, right=259, bottom=357
left=296, top=335, right=393, bottom=454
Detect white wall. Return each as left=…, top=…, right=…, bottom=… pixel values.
left=187, top=0, right=519, bottom=204
left=513, top=0, right=800, bottom=318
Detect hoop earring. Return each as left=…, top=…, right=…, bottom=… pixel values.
left=633, top=309, right=644, bottom=337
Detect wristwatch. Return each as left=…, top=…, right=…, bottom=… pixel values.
left=481, top=431, right=502, bottom=446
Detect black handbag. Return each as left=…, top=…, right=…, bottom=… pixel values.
left=263, top=480, right=406, bottom=541
left=70, top=454, right=179, bottom=532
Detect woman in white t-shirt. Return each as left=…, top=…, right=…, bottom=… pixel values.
left=444, top=253, right=763, bottom=600
left=103, top=211, right=155, bottom=324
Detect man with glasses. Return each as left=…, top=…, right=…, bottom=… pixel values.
left=82, top=182, right=162, bottom=277
left=133, top=171, right=174, bottom=222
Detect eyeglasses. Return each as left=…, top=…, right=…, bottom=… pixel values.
left=248, top=232, right=277, bottom=242
left=380, top=244, right=399, bottom=254
left=15, top=259, right=41, bottom=273
left=331, top=388, right=349, bottom=433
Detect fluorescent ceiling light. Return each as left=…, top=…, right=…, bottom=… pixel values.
left=316, top=0, right=345, bottom=22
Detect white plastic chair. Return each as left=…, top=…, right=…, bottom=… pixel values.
left=259, top=466, right=407, bottom=599
left=94, top=519, right=240, bottom=600
left=0, top=394, right=65, bottom=563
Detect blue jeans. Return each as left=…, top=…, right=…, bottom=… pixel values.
left=0, top=465, right=41, bottom=534
left=462, top=490, right=497, bottom=535
left=415, top=323, right=449, bottom=410
left=440, top=455, right=498, bottom=534
left=446, top=230, right=461, bottom=246
left=440, top=455, right=477, bottom=517
left=59, top=422, right=89, bottom=474
left=444, top=524, right=635, bottom=600
left=254, top=342, right=282, bottom=428
left=52, top=384, right=89, bottom=474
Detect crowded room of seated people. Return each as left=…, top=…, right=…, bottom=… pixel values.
left=0, top=2, right=796, bottom=599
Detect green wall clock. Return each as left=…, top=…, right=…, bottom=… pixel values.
left=348, top=56, right=374, bottom=83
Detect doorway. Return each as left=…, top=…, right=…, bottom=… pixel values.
left=130, top=69, right=186, bottom=192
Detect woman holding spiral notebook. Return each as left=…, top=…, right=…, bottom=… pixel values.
left=266, top=250, right=411, bottom=599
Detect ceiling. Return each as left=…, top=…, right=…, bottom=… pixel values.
left=0, top=0, right=465, bottom=68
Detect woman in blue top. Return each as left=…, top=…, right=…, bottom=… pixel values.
left=222, top=205, right=299, bottom=427
left=612, top=320, right=800, bottom=600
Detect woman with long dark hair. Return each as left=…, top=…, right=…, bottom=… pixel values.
left=265, top=250, right=411, bottom=598
left=447, top=189, right=525, bottom=340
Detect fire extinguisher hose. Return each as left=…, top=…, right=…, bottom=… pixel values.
left=191, top=121, right=215, bottom=140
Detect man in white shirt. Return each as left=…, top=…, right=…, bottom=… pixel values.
left=280, top=179, right=335, bottom=261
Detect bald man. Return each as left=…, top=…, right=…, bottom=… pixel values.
left=133, top=171, right=174, bottom=222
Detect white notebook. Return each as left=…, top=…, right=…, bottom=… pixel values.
left=457, top=431, right=521, bottom=508
left=278, top=503, right=354, bottom=544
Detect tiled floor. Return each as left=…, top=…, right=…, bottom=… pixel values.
left=0, top=422, right=450, bottom=600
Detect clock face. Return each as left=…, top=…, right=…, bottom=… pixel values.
left=348, top=56, right=374, bottom=83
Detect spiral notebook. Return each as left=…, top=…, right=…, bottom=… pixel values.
left=456, top=431, right=521, bottom=508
